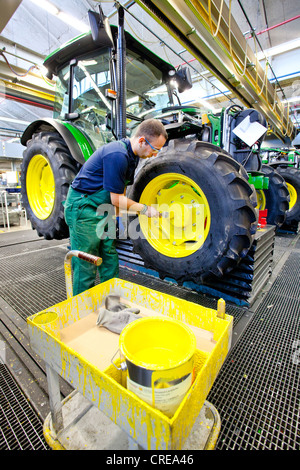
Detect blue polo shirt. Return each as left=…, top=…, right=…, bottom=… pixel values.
left=71, top=138, right=139, bottom=195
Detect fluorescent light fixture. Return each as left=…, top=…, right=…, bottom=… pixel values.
left=28, top=0, right=89, bottom=33
left=81, top=60, right=98, bottom=66
left=0, top=116, right=31, bottom=125
left=282, top=96, right=300, bottom=104
left=192, top=98, right=218, bottom=113
left=29, top=0, right=59, bottom=15
left=6, top=137, right=20, bottom=143
left=256, top=38, right=300, bottom=61
left=57, top=12, right=89, bottom=33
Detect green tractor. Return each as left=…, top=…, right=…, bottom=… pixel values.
left=260, top=147, right=300, bottom=226
left=20, top=7, right=289, bottom=285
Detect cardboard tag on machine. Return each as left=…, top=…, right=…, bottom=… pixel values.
left=232, top=115, right=267, bottom=147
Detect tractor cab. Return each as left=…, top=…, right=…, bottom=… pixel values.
left=37, top=20, right=193, bottom=158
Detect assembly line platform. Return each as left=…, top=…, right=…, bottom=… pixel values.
left=0, top=226, right=299, bottom=450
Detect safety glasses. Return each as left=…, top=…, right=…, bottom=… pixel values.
left=144, top=137, right=161, bottom=153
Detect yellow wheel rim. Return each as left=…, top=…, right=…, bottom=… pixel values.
left=26, top=154, right=55, bottom=220
left=138, top=173, right=211, bottom=258
left=256, top=189, right=266, bottom=210
left=286, top=182, right=297, bottom=210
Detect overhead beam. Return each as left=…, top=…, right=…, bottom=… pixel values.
left=0, top=34, right=45, bottom=61
left=0, top=59, right=54, bottom=110
left=135, top=0, right=296, bottom=141
left=0, top=81, right=54, bottom=110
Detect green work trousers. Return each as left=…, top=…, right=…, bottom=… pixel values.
left=64, top=186, right=119, bottom=296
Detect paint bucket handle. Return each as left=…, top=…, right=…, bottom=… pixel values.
left=111, top=349, right=127, bottom=371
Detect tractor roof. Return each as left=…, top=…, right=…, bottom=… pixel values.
left=44, top=25, right=175, bottom=78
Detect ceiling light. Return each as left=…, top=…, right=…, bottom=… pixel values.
left=29, top=0, right=59, bottom=15
left=282, top=96, right=300, bottom=104
left=193, top=98, right=217, bottom=113
left=28, top=0, right=89, bottom=33
left=81, top=60, right=98, bottom=66
left=57, top=12, right=89, bottom=33
left=0, top=117, right=31, bottom=125
left=256, top=38, right=300, bottom=61
left=6, top=137, right=20, bottom=143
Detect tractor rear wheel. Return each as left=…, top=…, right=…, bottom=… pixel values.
left=274, top=166, right=300, bottom=223
left=255, top=165, right=290, bottom=227
left=21, top=131, right=79, bottom=239
left=128, top=140, right=258, bottom=284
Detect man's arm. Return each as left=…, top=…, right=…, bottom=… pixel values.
left=110, top=193, right=160, bottom=217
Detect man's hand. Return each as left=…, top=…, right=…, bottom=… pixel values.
left=145, top=206, right=160, bottom=217
left=110, top=193, right=161, bottom=218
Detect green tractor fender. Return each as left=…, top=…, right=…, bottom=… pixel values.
left=21, top=117, right=94, bottom=166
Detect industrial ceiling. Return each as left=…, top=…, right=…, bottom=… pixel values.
left=0, top=0, right=300, bottom=151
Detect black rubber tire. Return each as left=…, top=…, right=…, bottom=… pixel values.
left=128, top=140, right=258, bottom=284
left=21, top=132, right=79, bottom=240
left=274, top=166, right=300, bottom=223
left=259, top=165, right=290, bottom=227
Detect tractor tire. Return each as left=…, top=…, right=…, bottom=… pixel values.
left=256, top=165, right=290, bottom=227
left=21, top=131, right=79, bottom=240
left=128, top=140, right=258, bottom=284
left=274, top=166, right=300, bottom=223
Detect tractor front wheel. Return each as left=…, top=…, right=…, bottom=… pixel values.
left=128, top=140, right=258, bottom=284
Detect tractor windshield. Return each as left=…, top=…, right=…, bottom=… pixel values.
left=53, top=46, right=170, bottom=149
left=53, top=48, right=114, bottom=148
left=125, top=50, right=170, bottom=124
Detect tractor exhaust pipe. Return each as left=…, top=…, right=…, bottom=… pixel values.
left=117, top=5, right=126, bottom=139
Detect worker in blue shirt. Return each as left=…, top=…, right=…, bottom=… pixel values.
left=64, top=119, right=167, bottom=295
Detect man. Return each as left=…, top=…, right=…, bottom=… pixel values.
left=64, top=119, right=167, bottom=295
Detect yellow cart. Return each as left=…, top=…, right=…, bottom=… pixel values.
left=27, top=252, right=233, bottom=450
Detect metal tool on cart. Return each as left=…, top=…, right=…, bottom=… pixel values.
left=27, top=250, right=233, bottom=450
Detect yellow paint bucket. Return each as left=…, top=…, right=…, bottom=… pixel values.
left=119, top=316, right=196, bottom=417
left=32, top=311, right=60, bottom=340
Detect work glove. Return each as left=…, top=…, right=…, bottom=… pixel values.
left=146, top=205, right=161, bottom=218
left=96, top=294, right=141, bottom=334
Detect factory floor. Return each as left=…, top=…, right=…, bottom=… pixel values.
left=0, top=224, right=299, bottom=451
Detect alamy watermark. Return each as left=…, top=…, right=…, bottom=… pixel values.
left=95, top=202, right=205, bottom=250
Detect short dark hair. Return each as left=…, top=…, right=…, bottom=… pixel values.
left=134, top=119, right=168, bottom=140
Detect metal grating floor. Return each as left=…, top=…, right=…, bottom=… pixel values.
left=0, top=239, right=68, bottom=321
left=0, top=361, right=48, bottom=450
left=0, top=234, right=246, bottom=325
left=208, top=251, right=300, bottom=450
left=0, top=229, right=299, bottom=450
